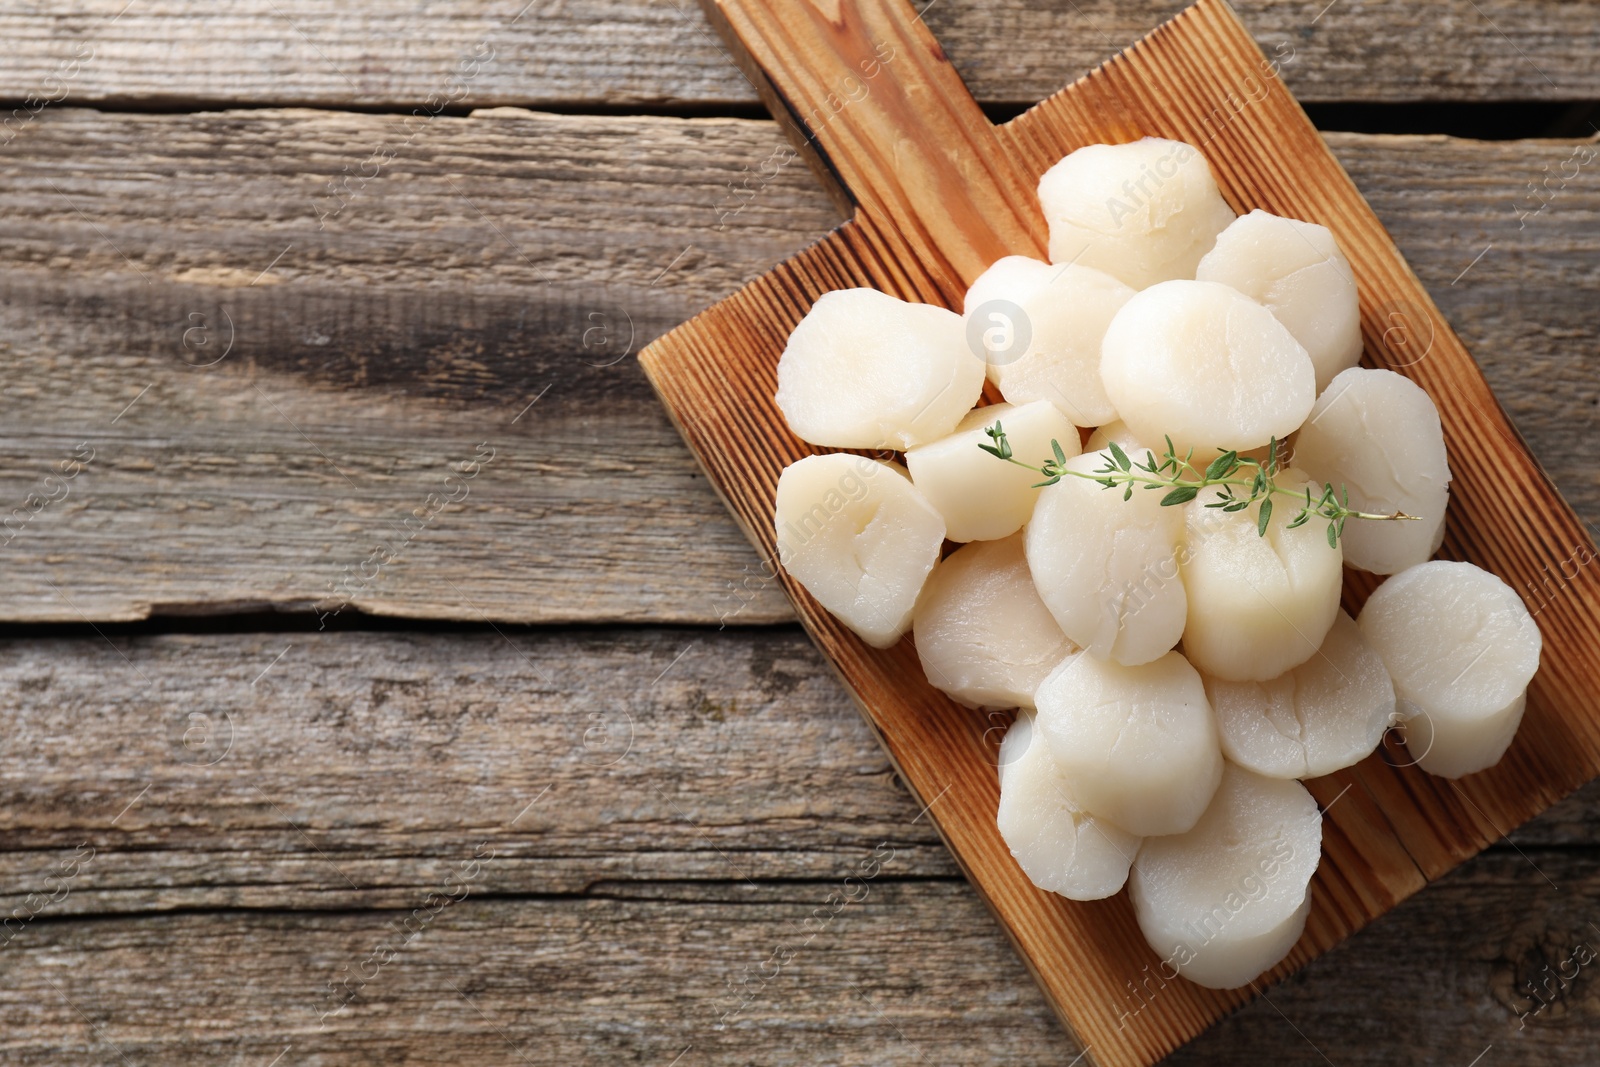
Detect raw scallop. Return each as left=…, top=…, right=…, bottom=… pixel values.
left=1358, top=560, right=1542, bottom=778
left=914, top=535, right=1076, bottom=709
left=1292, top=367, right=1451, bottom=575
left=1195, top=210, right=1363, bottom=392
left=775, top=288, right=985, bottom=449
left=997, top=712, right=1142, bottom=900
left=907, top=400, right=1080, bottom=542
left=1025, top=450, right=1188, bottom=666
left=1130, top=764, right=1321, bottom=989
left=962, top=256, right=1132, bottom=426
left=1205, top=611, right=1396, bottom=778
left=1181, top=468, right=1344, bottom=682
left=1038, top=137, right=1236, bottom=289
left=1087, top=425, right=1276, bottom=469
left=1085, top=420, right=1148, bottom=456
left=774, top=454, right=944, bottom=648
left=1033, top=650, right=1223, bottom=837
left=1100, top=280, right=1316, bottom=461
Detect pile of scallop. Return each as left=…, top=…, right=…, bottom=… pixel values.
left=771, top=137, right=1543, bottom=989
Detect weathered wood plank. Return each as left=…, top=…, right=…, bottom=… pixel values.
left=1, top=627, right=1593, bottom=892
left=1, top=630, right=1596, bottom=1059
left=0, top=106, right=843, bottom=624
left=0, top=630, right=956, bottom=913
left=0, top=853, right=1595, bottom=1064
left=0, top=111, right=1595, bottom=624
left=3, top=0, right=1599, bottom=111
left=0, top=886, right=1070, bottom=1065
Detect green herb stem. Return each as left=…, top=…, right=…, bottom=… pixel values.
left=979, top=421, right=1418, bottom=549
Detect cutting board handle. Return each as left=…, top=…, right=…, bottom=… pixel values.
left=699, top=0, right=1046, bottom=298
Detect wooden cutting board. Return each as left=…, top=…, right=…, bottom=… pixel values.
left=638, top=0, right=1600, bottom=1062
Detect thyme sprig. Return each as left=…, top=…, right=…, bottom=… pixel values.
left=979, top=421, right=1418, bottom=549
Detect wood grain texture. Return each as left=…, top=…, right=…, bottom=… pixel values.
left=0, top=106, right=843, bottom=625
left=704, top=0, right=1045, bottom=297
left=4, top=2, right=1598, bottom=1065
left=0, top=629, right=1598, bottom=1064
left=639, top=1, right=1600, bottom=1062
left=3, top=627, right=1593, bottom=893
left=0, top=630, right=959, bottom=911
left=0, top=108, right=1596, bottom=625
left=4, top=0, right=1600, bottom=110
left=2, top=854, right=1599, bottom=1066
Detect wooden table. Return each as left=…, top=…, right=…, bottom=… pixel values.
left=2, top=2, right=1597, bottom=1063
